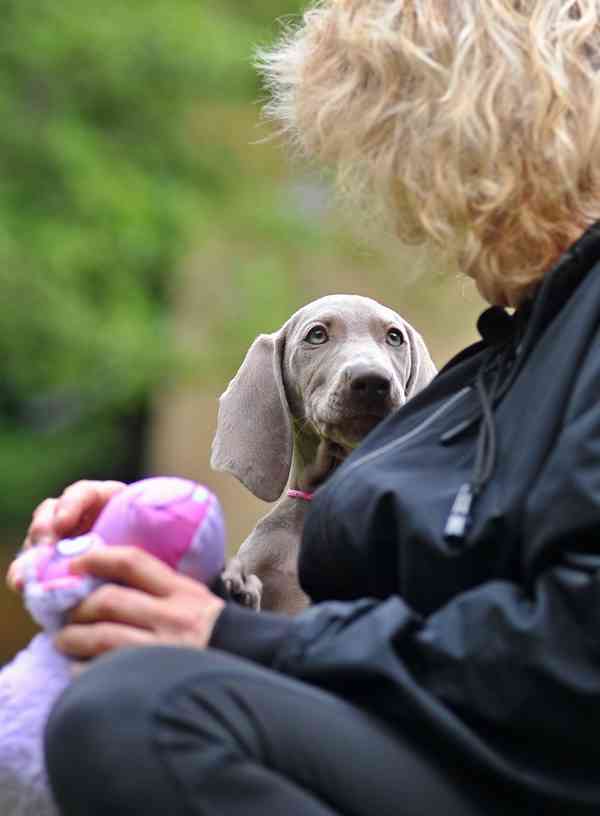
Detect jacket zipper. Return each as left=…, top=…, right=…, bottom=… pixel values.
left=334, top=387, right=472, bottom=485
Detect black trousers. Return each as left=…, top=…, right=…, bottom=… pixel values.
left=45, top=647, right=510, bottom=816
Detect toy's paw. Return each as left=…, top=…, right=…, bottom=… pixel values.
left=222, top=558, right=262, bottom=611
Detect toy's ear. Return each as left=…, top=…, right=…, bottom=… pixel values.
left=210, top=328, right=293, bottom=502
left=404, top=321, right=437, bottom=398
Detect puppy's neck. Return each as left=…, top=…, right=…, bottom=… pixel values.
left=289, top=424, right=346, bottom=493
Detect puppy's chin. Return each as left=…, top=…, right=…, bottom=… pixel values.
left=301, top=413, right=389, bottom=490
left=333, top=414, right=384, bottom=445
left=318, top=411, right=391, bottom=452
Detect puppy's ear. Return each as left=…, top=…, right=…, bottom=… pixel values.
left=404, top=322, right=437, bottom=398
left=210, top=329, right=292, bottom=502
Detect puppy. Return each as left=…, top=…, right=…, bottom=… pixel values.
left=211, top=294, right=436, bottom=613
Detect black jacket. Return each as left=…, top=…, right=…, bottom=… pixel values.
left=212, top=223, right=600, bottom=811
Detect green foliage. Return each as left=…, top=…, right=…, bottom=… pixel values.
left=0, top=0, right=482, bottom=530
left=0, top=0, right=305, bottom=522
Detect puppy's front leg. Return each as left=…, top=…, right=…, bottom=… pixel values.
left=221, top=556, right=263, bottom=610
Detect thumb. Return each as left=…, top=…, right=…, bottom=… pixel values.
left=6, top=558, right=24, bottom=592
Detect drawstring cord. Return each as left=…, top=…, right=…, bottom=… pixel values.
left=443, top=314, right=518, bottom=544
left=444, top=362, right=501, bottom=542
left=472, top=365, right=499, bottom=493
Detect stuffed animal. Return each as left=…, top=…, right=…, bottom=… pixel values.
left=0, top=476, right=226, bottom=816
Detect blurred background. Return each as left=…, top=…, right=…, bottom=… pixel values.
left=0, top=0, right=484, bottom=662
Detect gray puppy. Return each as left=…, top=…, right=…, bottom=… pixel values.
left=211, top=294, right=436, bottom=614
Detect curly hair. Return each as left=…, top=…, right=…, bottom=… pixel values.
left=258, top=1, right=600, bottom=306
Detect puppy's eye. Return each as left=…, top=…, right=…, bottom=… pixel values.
left=386, top=328, right=404, bottom=347
left=304, top=325, right=329, bottom=345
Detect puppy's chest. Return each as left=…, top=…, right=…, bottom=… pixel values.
left=243, top=500, right=306, bottom=570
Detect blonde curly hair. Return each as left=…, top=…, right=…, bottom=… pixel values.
left=259, top=1, right=600, bottom=306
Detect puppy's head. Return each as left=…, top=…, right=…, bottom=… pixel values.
left=210, top=295, right=436, bottom=501
left=283, top=294, right=433, bottom=447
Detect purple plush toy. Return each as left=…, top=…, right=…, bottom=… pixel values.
left=0, top=477, right=226, bottom=816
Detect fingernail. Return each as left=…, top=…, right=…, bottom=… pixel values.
left=35, top=536, right=56, bottom=548
left=6, top=563, right=23, bottom=590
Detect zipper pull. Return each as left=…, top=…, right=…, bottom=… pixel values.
left=444, top=483, right=474, bottom=543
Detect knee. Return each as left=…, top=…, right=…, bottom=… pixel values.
left=44, top=646, right=238, bottom=776
left=44, top=650, right=144, bottom=791
left=45, top=646, right=188, bottom=807
left=45, top=647, right=268, bottom=813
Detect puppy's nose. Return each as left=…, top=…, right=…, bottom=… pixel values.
left=349, top=367, right=391, bottom=400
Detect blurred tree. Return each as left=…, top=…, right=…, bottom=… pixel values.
left=0, top=0, right=306, bottom=524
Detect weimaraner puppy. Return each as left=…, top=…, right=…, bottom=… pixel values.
left=211, top=294, right=436, bottom=614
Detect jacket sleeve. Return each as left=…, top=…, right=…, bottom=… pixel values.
left=211, top=395, right=600, bottom=760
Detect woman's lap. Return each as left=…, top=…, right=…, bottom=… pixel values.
left=45, top=646, right=505, bottom=816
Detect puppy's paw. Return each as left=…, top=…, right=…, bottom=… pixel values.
left=222, top=558, right=263, bottom=611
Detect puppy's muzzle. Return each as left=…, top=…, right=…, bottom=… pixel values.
left=344, top=363, right=396, bottom=412
left=349, top=366, right=392, bottom=401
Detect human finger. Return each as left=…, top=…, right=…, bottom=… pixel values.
left=8, top=501, right=57, bottom=588
left=22, top=498, right=61, bottom=550
left=5, top=559, right=24, bottom=592
left=9, top=480, right=126, bottom=593
left=69, top=583, right=176, bottom=631
left=53, top=480, right=126, bottom=537
left=68, top=545, right=181, bottom=597
left=55, top=622, right=154, bottom=660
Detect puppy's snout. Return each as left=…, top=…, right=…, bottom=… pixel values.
left=348, top=366, right=392, bottom=401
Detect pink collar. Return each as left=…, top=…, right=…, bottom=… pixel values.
left=287, top=489, right=315, bottom=502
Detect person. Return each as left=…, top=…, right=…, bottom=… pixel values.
left=8, top=2, right=600, bottom=813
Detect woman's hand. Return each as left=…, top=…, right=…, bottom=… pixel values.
left=6, top=479, right=126, bottom=591
left=54, top=545, right=225, bottom=659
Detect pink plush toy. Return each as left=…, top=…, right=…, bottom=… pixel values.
left=0, top=477, right=226, bottom=816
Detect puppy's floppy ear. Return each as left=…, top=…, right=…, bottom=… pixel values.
left=404, top=322, right=437, bottom=398
left=210, top=329, right=292, bottom=502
